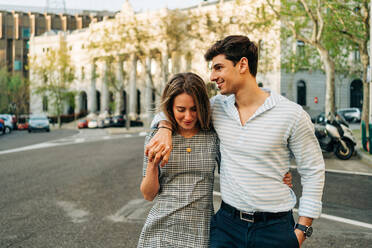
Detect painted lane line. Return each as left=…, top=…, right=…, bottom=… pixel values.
left=74, top=138, right=85, bottom=143
left=103, top=136, right=111, bottom=140
left=289, top=165, right=372, bottom=177
left=0, top=142, right=57, bottom=155
left=213, top=191, right=372, bottom=229
left=292, top=208, right=372, bottom=230
left=139, top=132, right=148, bottom=137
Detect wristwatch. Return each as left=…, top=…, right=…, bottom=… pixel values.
left=295, top=223, right=313, bottom=238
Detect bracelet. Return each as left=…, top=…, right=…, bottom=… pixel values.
left=158, top=126, right=173, bottom=132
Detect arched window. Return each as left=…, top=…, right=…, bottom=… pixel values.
left=297, top=80, right=306, bottom=106
left=96, top=91, right=101, bottom=112
left=122, top=90, right=127, bottom=115
left=137, top=89, right=141, bottom=115
left=350, top=79, right=363, bottom=109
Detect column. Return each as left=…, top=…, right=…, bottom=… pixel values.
left=101, top=60, right=110, bottom=115
left=115, top=59, right=124, bottom=115
left=145, top=57, right=154, bottom=127
left=128, top=53, right=138, bottom=120
left=88, top=62, right=97, bottom=114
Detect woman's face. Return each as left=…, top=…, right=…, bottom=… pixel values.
left=172, top=93, right=198, bottom=131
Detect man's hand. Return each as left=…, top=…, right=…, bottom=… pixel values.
left=294, top=229, right=305, bottom=247
left=283, top=172, right=293, bottom=188
left=145, top=123, right=173, bottom=167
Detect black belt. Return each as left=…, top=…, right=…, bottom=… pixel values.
left=221, top=201, right=290, bottom=223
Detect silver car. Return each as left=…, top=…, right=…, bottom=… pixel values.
left=337, top=108, right=361, bottom=123
left=28, top=115, right=50, bottom=132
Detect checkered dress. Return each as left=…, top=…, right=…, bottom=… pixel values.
left=137, top=129, right=219, bottom=248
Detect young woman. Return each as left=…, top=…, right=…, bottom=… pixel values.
left=138, top=72, right=217, bottom=248
left=138, top=72, right=292, bottom=248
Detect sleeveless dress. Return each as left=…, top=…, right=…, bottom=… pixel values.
left=137, top=129, right=219, bottom=248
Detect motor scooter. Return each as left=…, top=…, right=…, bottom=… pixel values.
left=315, top=114, right=356, bottom=160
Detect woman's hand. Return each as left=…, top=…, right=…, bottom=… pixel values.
left=145, top=122, right=173, bottom=167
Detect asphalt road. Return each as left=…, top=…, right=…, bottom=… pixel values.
left=0, top=131, right=371, bottom=247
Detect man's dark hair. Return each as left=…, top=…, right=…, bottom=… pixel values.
left=204, top=35, right=258, bottom=77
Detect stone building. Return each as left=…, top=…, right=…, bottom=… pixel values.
left=28, top=0, right=364, bottom=125
left=0, top=5, right=113, bottom=76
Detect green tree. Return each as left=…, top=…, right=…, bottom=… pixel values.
left=267, top=0, right=337, bottom=118
left=0, top=67, right=29, bottom=116
left=326, top=1, right=370, bottom=128
left=30, top=38, right=75, bottom=127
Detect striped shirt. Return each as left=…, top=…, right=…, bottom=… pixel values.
left=152, top=90, right=325, bottom=218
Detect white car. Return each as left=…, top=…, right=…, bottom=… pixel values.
left=28, top=115, right=50, bottom=132
left=337, top=108, right=361, bottom=123
left=88, top=119, right=98, bottom=128
left=0, top=114, right=13, bottom=134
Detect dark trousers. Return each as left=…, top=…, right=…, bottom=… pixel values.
left=210, top=203, right=299, bottom=248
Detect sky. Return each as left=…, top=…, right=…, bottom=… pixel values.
left=0, top=0, right=206, bottom=12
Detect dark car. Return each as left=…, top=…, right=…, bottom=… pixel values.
left=112, top=115, right=125, bottom=127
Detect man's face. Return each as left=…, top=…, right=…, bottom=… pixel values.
left=210, top=54, right=241, bottom=95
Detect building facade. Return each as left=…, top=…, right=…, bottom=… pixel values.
left=28, top=0, right=363, bottom=124
left=0, top=7, right=113, bottom=77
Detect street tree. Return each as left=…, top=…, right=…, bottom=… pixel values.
left=266, top=0, right=337, bottom=118
left=0, top=68, right=29, bottom=116
left=30, top=38, right=75, bottom=127
left=326, top=1, right=370, bottom=128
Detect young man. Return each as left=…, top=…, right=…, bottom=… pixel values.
left=146, top=35, right=325, bottom=247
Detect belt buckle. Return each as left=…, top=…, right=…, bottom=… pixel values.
left=240, top=211, right=254, bottom=223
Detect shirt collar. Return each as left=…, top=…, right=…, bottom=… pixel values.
left=223, top=88, right=282, bottom=121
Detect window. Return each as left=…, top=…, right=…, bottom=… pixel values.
left=354, top=50, right=360, bottom=62
left=297, top=80, right=306, bottom=106
left=296, top=40, right=305, bottom=57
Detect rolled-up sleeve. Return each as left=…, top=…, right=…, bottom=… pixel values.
left=289, top=110, right=325, bottom=219
left=150, top=112, right=167, bottom=128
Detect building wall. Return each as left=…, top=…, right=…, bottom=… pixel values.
left=0, top=9, right=113, bottom=76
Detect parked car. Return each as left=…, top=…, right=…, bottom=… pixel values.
left=112, top=115, right=125, bottom=127
left=77, top=119, right=89, bottom=129
left=88, top=119, right=98, bottom=128
left=17, top=121, right=29, bottom=130
left=0, top=119, right=4, bottom=134
left=97, top=119, right=105, bottom=128
left=0, top=114, right=13, bottom=134
left=28, top=115, right=50, bottom=132
left=337, top=108, right=361, bottom=123
left=103, top=117, right=113, bottom=128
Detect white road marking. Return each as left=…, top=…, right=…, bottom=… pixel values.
left=292, top=208, right=372, bottom=230
left=139, top=132, right=148, bottom=136
left=74, top=138, right=85, bottom=143
left=0, top=132, right=145, bottom=155
left=0, top=142, right=57, bottom=155
left=56, top=201, right=89, bottom=223
left=289, top=165, right=372, bottom=177
left=213, top=191, right=372, bottom=229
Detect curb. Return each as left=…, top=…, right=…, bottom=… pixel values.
left=356, top=148, right=372, bottom=165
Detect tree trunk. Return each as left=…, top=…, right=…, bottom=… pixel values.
left=361, top=50, right=370, bottom=134
left=317, top=47, right=335, bottom=118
